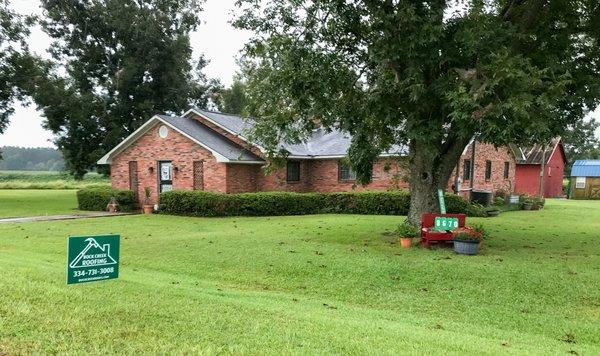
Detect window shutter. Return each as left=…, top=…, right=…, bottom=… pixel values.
left=193, top=161, right=204, bottom=190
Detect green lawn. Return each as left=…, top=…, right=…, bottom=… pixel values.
left=0, top=190, right=82, bottom=218
left=1, top=198, right=599, bottom=354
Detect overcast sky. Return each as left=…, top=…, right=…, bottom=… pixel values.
left=0, top=0, right=251, bottom=148
left=0, top=0, right=598, bottom=148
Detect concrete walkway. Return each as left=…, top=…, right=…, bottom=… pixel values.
left=0, top=212, right=134, bottom=224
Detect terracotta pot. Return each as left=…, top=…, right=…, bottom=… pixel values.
left=400, top=237, right=411, bottom=248
left=143, top=204, right=154, bottom=214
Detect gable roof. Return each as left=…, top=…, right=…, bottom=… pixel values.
left=184, top=107, right=408, bottom=158
left=97, top=115, right=263, bottom=165
left=515, top=138, right=564, bottom=165
left=571, top=160, right=600, bottom=177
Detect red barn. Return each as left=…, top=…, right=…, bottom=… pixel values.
left=514, top=138, right=566, bottom=198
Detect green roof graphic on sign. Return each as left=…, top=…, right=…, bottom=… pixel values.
left=67, top=235, right=120, bottom=285
left=69, top=238, right=118, bottom=269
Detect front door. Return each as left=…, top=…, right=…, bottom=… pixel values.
left=158, top=161, right=173, bottom=193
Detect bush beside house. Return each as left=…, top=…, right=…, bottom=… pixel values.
left=77, top=187, right=137, bottom=212
left=159, top=190, right=487, bottom=217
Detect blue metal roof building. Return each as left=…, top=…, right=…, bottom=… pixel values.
left=571, top=160, right=600, bottom=177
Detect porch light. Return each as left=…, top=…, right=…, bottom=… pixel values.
left=148, top=166, right=154, bottom=174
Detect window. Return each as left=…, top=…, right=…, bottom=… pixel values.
left=338, top=161, right=357, bottom=181
left=576, top=177, right=586, bottom=189
left=286, top=161, right=300, bottom=182
left=485, top=160, right=492, bottom=181
left=503, top=162, right=509, bottom=179
left=463, top=160, right=471, bottom=180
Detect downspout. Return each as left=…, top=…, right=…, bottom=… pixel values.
left=453, top=162, right=459, bottom=194
left=539, top=145, right=547, bottom=198
left=470, top=140, right=476, bottom=190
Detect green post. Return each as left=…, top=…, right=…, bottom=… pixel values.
left=437, top=189, right=446, bottom=214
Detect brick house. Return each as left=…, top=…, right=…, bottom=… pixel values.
left=513, top=138, right=566, bottom=198
left=98, top=108, right=517, bottom=205
left=450, top=141, right=517, bottom=199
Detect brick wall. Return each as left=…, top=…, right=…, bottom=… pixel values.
left=308, top=157, right=408, bottom=192
left=452, top=142, right=516, bottom=197
left=111, top=123, right=227, bottom=205
left=226, top=164, right=260, bottom=193
left=256, top=161, right=312, bottom=192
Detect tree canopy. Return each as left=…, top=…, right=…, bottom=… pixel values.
left=235, top=0, right=600, bottom=222
left=215, top=79, right=249, bottom=115
left=0, top=146, right=65, bottom=171
left=25, top=0, right=213, bottom=178
left=0, top=2, right=35, bottom=158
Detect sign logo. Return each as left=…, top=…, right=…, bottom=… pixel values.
left=67, top=235, right=120, bottom=285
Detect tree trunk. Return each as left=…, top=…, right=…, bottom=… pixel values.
left=406, top=137, right=471, bottom=225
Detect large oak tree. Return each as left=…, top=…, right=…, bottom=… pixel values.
left=0, top=2, right=35, bottom=158
left=235, top=0, right=600, bottom=223
left=27, top=0, right=213, bottom=178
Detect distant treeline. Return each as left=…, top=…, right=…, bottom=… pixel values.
left=0, top=146, right=65, bottom=171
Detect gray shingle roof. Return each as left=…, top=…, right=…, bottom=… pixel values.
left=158, top=115, right=262, bottom=162
left=192, top=108, right=407, bottom=157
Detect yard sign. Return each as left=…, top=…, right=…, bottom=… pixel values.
left=67, top=234, right=120, bottom=285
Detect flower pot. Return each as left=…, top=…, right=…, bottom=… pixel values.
left=400, top=237, right=411, bottom=248
left=453, top=240, right=479, bottom=255
left=486, top=210, right=500, bottom=217
left=522, top=203, right=533, bottom=210
left=143, top=204, right=154, bottom=214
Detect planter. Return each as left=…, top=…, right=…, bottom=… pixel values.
left=143, top=204, right=154, bottom=214
left=522, top=203, right=533, bottom=210
left=486, top=209, right=500, bottom=217
left=106, top=197, right=119, bottom=213
left=400, top=237, right=411, bottom=248
left=453, top=239, right=479, bottom=255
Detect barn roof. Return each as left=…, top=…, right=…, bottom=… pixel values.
left=515, top=138, right=564, bottom=165
left=186, top=108, right=408, bottom=158
left=571, top=160, right=600, bottom=177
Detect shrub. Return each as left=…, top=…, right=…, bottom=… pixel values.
left=493, top=196, right=505, bottom=206
left=466, top=203, right=488, bottom=217
left=77, top=187, right=137, bottom=212
left=159, top=190, right=483, bottom=217
left=396, top=223, right=419, bottom=238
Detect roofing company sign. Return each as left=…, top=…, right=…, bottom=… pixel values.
left=67, top=235, right=120, bottom=285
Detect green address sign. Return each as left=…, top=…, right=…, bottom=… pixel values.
left=67, top=234, right=120, bottom=285
left=433, top=217, right=459, bottom=231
